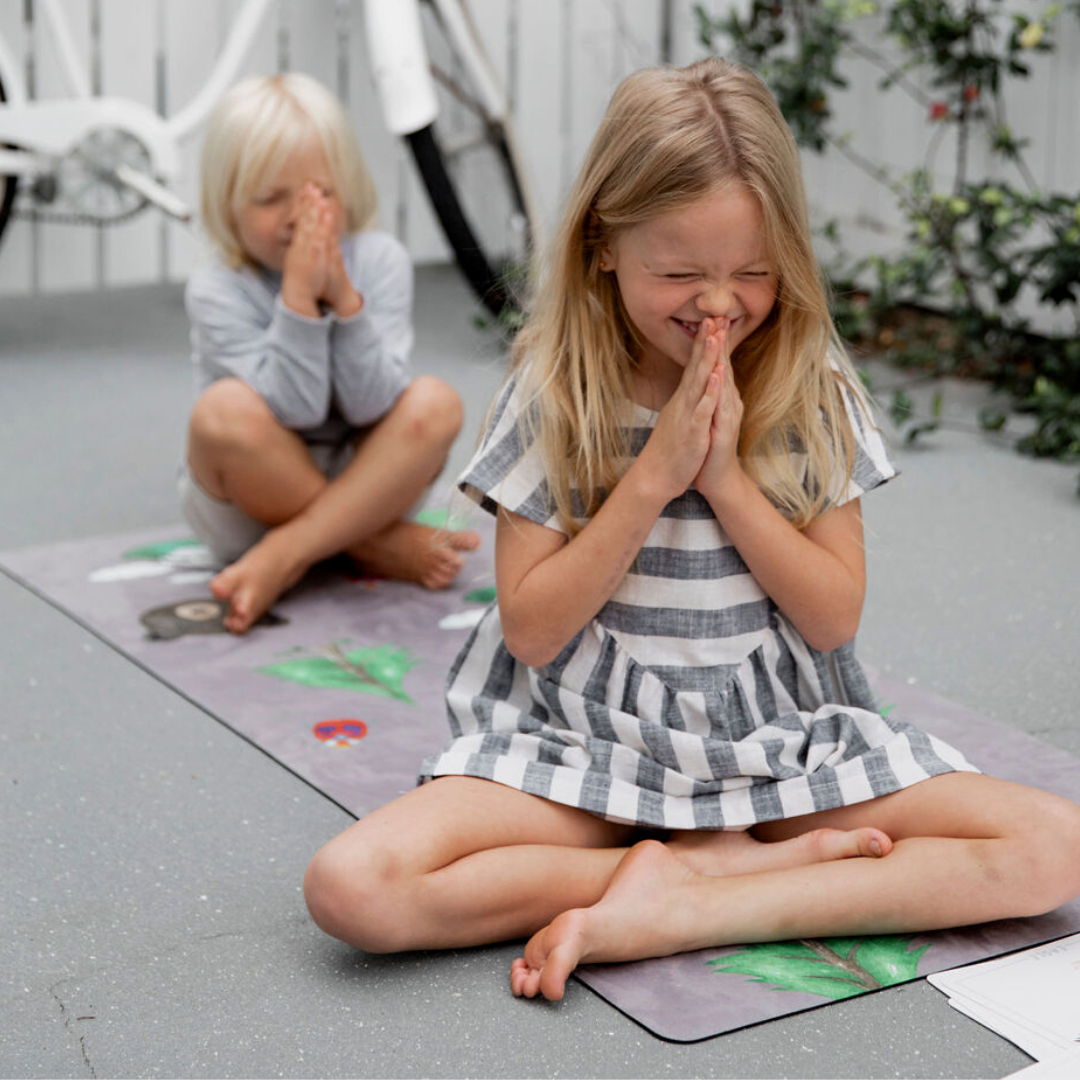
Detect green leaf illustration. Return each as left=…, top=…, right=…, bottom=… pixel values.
left=465, top=585, right=497, bottom=604
left=257, top=644, right=419, bottom=703
left=414, top=506, right=471, bottom=531
left=123, top=537, right=203, bottom=560
left=707, top=936, right=929, bottom=1000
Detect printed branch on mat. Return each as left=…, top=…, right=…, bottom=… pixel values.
left=707, top=936, right=930, bottom=1000
left=258, top=644, right=419, bottom=703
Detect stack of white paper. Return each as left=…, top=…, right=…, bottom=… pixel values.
left=928, top=933, right=1080, bottom=1077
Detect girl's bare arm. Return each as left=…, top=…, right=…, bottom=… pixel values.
left=497, top=326, right=727, bottom=668
left=692, top=322, right=867, bottom=652
left=705, top=477, right=866, bottom=652
left=495, top=464, right=668, bottom=668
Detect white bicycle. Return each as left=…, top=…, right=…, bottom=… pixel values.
left=0, top=0, right=539, bottom=316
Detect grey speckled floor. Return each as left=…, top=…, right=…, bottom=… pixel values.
left=2, top=266, right=1078, bottom=1079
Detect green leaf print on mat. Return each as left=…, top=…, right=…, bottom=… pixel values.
left=707, top=936, right=930, bottom=1000
left=123, top=537, right=204, bottom=560
left=258, top=645, right=419, bottom=703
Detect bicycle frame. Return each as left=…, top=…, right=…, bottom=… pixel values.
left=0, top=0, right=504, bottom=214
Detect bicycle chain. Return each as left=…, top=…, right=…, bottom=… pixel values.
left=11, top=202, right=149, bottom=228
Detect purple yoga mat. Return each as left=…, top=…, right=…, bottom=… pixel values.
left=4, top=525, right=1079, bottom=1042
left=575, top=676, right=1080, bottom=1040
left=0, top=522, right=495, bottom=817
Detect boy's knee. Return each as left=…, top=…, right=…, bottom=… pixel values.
left=303, top=838, right=412, bottom=953
left=189, top=378, right=279, bottom=453
left=396, top=376, right=463, bottom=445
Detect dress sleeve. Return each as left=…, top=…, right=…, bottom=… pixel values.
left=330, top=232, right=413, bottom=428
left=185, top=262, right=333, bottom=431
left=822, top=376, right=899, bottom=508
left=457, top=376, right=568, bottom=533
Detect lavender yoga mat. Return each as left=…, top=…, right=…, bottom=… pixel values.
left=4, top=525, right=1079, bottom=1042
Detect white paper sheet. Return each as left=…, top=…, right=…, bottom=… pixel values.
left=928, top=934, right=1080, bottom=1061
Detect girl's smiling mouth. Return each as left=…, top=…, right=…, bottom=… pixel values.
left=673, top=317, right=701, bottom=338
left=673, top=316, right=739, bottom=338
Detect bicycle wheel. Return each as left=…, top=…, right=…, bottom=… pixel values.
left=408, top=0, right=537, bottom=320
left=0, top=72, right=18, bottom=252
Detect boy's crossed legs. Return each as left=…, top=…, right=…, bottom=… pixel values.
left=186, top=375, right=480, bottom=632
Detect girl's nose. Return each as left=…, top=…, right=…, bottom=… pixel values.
left=699, top=281, right=736, bottom=317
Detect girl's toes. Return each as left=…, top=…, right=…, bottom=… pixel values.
left=861, top=827, right=893, bottom=858
left=510, top=957, right=544, bottom=999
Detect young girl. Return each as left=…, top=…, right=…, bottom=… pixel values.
left=302, top=59, right=1080, bottom=1000
left=181, top=74, right=479, bottom=633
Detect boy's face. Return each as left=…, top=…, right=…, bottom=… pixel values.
left=600, top=183, right=778, bottom=398
left=236, top=140, right=345, bottom=272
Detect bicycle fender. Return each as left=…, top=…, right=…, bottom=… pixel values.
left=364, top=0, right=439, bottom=135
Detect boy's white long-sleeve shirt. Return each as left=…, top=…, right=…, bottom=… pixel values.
left=184, top=229, right=414, bottom=443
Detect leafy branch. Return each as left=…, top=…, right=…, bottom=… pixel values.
left=697, top=0, right=1080, bottom=492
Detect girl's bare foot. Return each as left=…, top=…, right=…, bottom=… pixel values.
left=350, top=521, right=480, bottom=590
left=511, top=840, right=702, bottom=1002
left=210, top=531, right=306, bottom=634
left=665, top=825, right=892, bottom=877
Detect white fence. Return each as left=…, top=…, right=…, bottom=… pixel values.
left=0, top=0, right=1077, bottom=305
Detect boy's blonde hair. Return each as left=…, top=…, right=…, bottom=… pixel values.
left=199, top=73, right=378, bottom=268
left=512, top=57, right=863, bottom=532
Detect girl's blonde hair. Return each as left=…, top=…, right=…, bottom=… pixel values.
left=512, top=57, right=863, bottom=532
left=199, top=73, right=378, bottom=268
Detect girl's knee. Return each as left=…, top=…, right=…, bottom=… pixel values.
left=303, top=836, right=415, bottom=953
left=1005, top=791, right=1080, bottom=915
left=189, top=378, right=280, bottom=453
left=394, top=376, right=463, bottom=445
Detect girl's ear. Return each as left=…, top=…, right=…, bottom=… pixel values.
left=598, top=245, right=615, bottom=273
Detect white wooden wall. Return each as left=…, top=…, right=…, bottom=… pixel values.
left=0, top=0, right=1076, bottom=313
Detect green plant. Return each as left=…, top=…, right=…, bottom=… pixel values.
left=698, top=0, right=1080, bottom=492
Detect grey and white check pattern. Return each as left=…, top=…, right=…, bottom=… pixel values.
left=420, top=375, right=977, bottom=828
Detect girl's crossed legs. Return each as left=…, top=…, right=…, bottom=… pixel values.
left=302, top=775, right=892, bottom=955
left=304, top=772, right=1080, bottom=1002
left=512, top=772, right=1080, bottom=1000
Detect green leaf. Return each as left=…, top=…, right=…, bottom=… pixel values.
left=707, top=936, right=930, bottom=1000
left=905, top=421, right=941, bottom=444
left=123, top=537, right=203, bottom=561
left=258, top=644, right=419, bottom=703
left=465, top=586, right=497, bottom=604
left=889, top=390, right=914, bottom=426
left=844, top=935, right=931, bottom=984
left=414, top=506, right=471, bottom=530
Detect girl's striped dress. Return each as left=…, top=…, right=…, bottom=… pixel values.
left=419, top=375, right=977, bottom=829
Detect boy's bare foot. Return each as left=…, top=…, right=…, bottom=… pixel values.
left=210, top=531, right=306, bottom=634
left=350, top=521, right=480, bottom=590
left=665, top=825, right=892, bottom=877
left=511, top=840, right=702, bottom=1002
